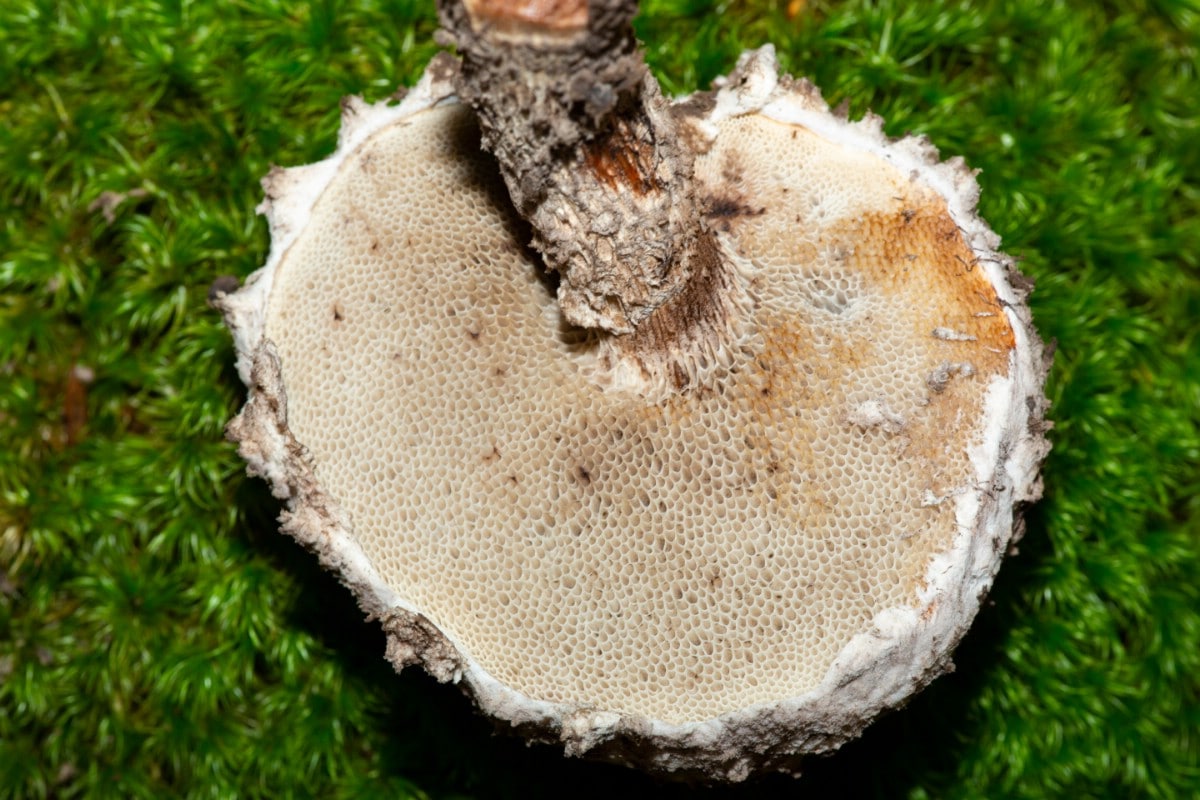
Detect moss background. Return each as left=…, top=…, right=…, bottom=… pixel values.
left=2, top=0, right=1198, bottom=796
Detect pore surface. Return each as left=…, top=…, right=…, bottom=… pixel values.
left=263, top=103, right=1013, bottom=723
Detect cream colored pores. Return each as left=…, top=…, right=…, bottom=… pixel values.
left=215, top=49, right=1049, bottom=781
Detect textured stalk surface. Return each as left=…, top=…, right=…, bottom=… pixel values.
left=2, top=1, right=1198, bottom=797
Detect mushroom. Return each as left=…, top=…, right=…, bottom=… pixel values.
left=212, top=0, right=1050, bottom=783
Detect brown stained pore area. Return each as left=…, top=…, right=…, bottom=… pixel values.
left=464, top=0, right=588, bottom=34
left=860, top=207, right=1017, bottom=354
left=694, top=113, right=1017, bottom=518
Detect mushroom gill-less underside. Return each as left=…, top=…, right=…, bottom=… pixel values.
left=215, top=50, right=1049, bottom=781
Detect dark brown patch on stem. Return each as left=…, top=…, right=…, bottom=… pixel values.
left=602, top=227, right=746, bottom=396
left=585, top=115, right=658, bottom=195
left=618, top=232, right=726, bottom=358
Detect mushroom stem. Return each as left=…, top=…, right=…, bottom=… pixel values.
left=437, top=0, right=708, bottom=336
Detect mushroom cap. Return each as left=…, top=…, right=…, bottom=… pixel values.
left=216, top=48, right=1049, bottom=781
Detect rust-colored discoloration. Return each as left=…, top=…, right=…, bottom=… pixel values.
left=815, top=199, right=1014, bottom=513
left=681, top=113, right=1025, bottom=593
left=853, top=203, right=1017, bottom=356
left=584, top=116, right=658, bottom=196
left=464, top=0, right=588, bottom=34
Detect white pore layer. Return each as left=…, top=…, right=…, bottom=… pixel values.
left=218, top=47, right=1049, bottom=781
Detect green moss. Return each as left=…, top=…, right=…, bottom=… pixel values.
left=2, top=0, right=1197, bottom=797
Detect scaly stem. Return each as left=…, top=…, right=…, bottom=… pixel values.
left=436, top=0, right=706, bottom=336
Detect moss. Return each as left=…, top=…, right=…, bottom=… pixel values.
left=1, top=0, right=1197, bottom=796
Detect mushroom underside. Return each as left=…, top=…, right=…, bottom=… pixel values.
left=219, top=52, right=1049, bottom=781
